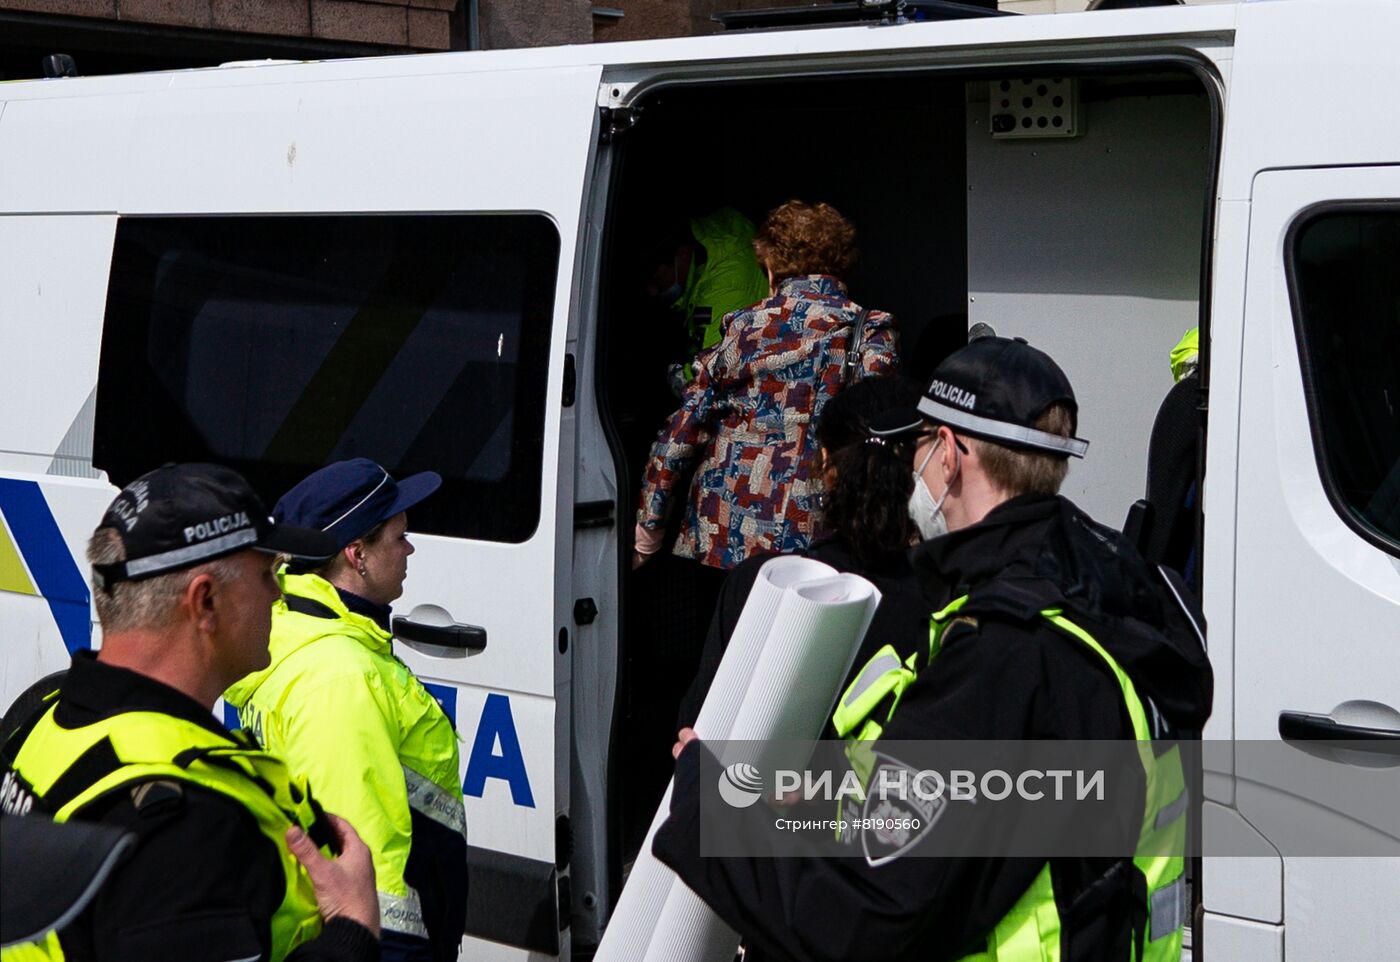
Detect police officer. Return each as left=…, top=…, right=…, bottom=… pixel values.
left=224, top=459, right=466, bottom=962
left=652, top=337, right=1213, bottom=961
left=0, top=463, right=381, bottom=962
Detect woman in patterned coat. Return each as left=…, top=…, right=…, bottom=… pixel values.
left=633, top=199, right=899, bottom=572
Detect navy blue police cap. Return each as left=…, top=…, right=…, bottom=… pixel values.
left=869, top=336, right=1089, bottom=457
left=274, top=458, right=441, bottom=551
left=92, top=463, right=339, bottom=589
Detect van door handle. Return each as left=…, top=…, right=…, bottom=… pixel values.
left=1279, top=711, right=1400, bottom=749
left=393, top=605, right=487, bottom=656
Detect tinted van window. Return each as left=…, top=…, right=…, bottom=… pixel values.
left=95, top=214, right=560, bottom=543
left=1290, top=206, right=1400, bottom=552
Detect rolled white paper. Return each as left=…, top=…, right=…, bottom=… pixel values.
left=595, top=556, right=836, bottom=962
left=598, top=557, right=880, bottom=962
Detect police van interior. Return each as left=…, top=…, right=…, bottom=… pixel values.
left=582, top=53, right=1215, bottom=951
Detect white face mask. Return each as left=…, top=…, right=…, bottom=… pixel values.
left=908, top=436, right=959, bottom=540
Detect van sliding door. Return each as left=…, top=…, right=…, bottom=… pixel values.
left=77, top=61, right=604, bottom=960
left=1225, top=166, right=1400, bottom=959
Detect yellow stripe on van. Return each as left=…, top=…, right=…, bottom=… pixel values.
left=0, top=512, right=39, bottom=596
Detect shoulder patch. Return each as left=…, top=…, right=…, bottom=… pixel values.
left=940, top=615, right=980, bottom=648
left=860, top=752, right=958, bottom=867
left=130, top=779, right=185, bottom=815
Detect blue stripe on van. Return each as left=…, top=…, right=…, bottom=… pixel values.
left=0, top=479, right=92, bottom=654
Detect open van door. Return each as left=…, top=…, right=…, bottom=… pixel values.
left=1226, top=166, right=1400, bottom=958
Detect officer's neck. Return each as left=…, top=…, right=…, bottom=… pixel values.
left=97, top=628, right=227, bottom=710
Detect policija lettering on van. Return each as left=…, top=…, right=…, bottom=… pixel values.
left=234, top=687, right=536, bottom=808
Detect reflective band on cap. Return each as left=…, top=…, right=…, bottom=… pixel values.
left=120, top=528, right=259, bottom=579
left=379, top=888, right=430, bottom=939
left=1150, top=875, right=1188, bottom=941
left=916, top=397, right=1089, bottom=457
left=321, top=469, right=390, bottom=532
left=403, top=765, right=467, bottom=838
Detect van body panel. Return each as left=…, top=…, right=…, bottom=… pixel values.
left=1230, top=165, right=1400, bottom=955
left=0, top=215, right=117, bottom=712
left=1220, top=1, right=1400, bottom=202
left=1, top=60, right=603, bottom=960
left=1199, top=196, right=1251, bottom=749
left=1202, top=914, right=1283, bottom=962
left=0, top=216, right=113, bottom=466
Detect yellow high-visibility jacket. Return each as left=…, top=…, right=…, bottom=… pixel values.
left=225, top=571, right=466, bottom=948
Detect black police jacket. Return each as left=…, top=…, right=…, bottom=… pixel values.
left=652, top=494, right=1213, bottom=962
left=9, top=652, right=378, bottom=962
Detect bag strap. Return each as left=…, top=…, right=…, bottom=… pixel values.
left=842, top=308, right=871, bottom=387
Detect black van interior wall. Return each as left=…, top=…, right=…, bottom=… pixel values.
left=597, top=73, right=970, bottom=859
left=965, top=74, right=1211, bottom=526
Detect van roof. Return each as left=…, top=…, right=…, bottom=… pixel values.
left=0, top=2, right=1241, bottom=100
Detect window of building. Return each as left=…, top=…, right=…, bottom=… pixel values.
left=95, top=214, right=561, bottom=543
left=1289, top=205, right=1400, bottom=554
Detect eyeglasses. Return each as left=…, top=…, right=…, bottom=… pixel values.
left=918, top=431, right=970, bottom=456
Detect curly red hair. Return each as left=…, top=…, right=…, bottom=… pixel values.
left=752, top=200, right=858, bottom=282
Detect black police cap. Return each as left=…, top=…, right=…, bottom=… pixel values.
left=871, top=336, right=1089, bottom=457
left=92, top=464, right=339, bottom=589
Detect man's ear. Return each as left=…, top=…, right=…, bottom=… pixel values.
left=938, top=426, right=958, bottom=478
left=185, top=573, right=218, bottom=633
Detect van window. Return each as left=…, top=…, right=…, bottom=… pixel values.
left=1290, top=205, right=1400, bottom=552
left=94, top=214, right=560, bottom=543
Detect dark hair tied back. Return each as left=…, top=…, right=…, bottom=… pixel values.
left=815, top=376, right=923, bottom=568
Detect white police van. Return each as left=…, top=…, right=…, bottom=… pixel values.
left=1, top=1, right=1397, bottom=958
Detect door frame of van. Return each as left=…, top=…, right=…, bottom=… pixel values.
left=578, top=38, right=1226, bottom=951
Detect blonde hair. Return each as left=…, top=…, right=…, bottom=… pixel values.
left=970, top=404, right=1075, bottom=497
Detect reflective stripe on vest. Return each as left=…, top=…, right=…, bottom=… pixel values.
left=379, top=889, right=430, bottom=940
left=7, top=707, right=324, bottom=962
left=833, top=597, right=1188, bottom=962
left=403, top=764, right=467, bottom=839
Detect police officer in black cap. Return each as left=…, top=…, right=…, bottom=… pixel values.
left=0, top=464, right=381, bottom=962
left=652, top=337, right=1213, bottom=962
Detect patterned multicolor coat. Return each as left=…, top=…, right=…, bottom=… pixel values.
left=637, top=274, right=898, bottom=569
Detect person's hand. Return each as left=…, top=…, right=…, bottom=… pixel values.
left=672, top=727, right=699, bottom=760
left=633, top=523, right=665, bottom=569
left=287, top=814, right=380, bottom=938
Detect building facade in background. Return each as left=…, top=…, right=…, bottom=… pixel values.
left=0, top=1, right=1223, bottom=80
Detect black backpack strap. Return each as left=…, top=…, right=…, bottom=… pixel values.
left=283, top=594, right=339, bottom=620
left=843, top=308, right=872, bottom=387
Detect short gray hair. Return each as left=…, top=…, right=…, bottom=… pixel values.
left=87, top=528, right=240, bottom=634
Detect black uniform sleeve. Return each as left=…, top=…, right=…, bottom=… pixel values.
left=651, top=619, right=1138, bottom=962
left=72, top=783, right=376, bottom=962
left=288, top=919, right=380, bottom=962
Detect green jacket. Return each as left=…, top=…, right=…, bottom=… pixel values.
left=225, top=571, right=466, bottom=945
left=1169, top=327, right=1199, bottom=382
left=676, top=207, right=770, bottom=351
